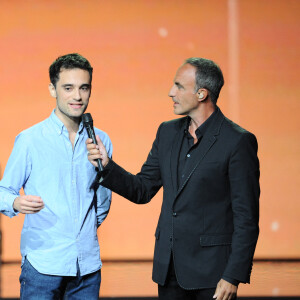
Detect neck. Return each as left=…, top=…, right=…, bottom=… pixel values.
left=189, top=104, right=216, bottom=131
left=54, top=109, right=80, bottom=133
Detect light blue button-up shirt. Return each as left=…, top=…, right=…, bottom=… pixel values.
left=0, top=110, right=112, bottom=276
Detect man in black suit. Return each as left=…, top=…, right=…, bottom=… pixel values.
left=86, top=58, right=260, bottom=300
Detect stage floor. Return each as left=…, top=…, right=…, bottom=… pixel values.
left=0, top=261, right=299, bottom=298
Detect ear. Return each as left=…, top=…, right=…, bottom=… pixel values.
left=49, top=83, right=57, bottom=98
left=197, top=88, right=208, bottom=102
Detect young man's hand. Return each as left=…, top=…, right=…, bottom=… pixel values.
left=13, top=195, right=44, bottom=214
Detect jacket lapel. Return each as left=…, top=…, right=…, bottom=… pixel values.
left=169, top=117, right=189, bottom=195
left=175, top=108, right=225, bottom=199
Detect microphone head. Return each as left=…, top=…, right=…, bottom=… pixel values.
left=82, top=113, right=93, bottom=127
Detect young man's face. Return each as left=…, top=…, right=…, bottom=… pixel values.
left=49, top=68, right=91, bottom=123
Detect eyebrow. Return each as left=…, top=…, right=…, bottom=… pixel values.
left=80, top=84, right=91, bottom=88
left=61, top=83, right=91, bottom=88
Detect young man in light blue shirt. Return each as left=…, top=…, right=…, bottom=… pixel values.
left=0, top=53, right=112, bottom=299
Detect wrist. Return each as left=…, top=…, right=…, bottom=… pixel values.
left=103, top=158, right=110, bottom=168
left=13, top=197, right=19, bottom=212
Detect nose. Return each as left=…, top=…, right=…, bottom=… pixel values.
left=73, top=88, right=81, bottom=101
left=168, top=84, right=176, bottom=98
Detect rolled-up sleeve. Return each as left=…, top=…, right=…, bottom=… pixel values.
left=0, top=134, right=31, bottom=218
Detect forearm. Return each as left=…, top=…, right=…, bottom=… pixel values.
left=100, top=159, right=162, bottom=204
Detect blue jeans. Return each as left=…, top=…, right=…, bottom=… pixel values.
left=19, top=258, right=101, bottom=300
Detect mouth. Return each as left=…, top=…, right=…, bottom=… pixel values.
left=69, top=103, right=83, bottom=109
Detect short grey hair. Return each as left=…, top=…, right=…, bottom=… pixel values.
left=185, top=57, right=224, bottom=105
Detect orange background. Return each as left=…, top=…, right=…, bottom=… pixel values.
left=0, top=0, right=299, bottom=262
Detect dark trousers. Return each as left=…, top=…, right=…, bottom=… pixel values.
left=158, top=256, right=215, bottom=300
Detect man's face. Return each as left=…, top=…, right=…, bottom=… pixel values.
left=49, top=68, right=91, bottom=123
left=168, top=63, right=199, bottom=117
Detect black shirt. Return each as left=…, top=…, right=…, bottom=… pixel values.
left=177, top=109, right=217, bottom=189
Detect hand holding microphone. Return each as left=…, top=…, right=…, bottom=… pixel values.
left=83, top=113, right=109, bottom=170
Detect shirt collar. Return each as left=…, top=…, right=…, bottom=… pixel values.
left=49, top=110, right=84, bottom=135
left=184, top=107, right=219, bottom=139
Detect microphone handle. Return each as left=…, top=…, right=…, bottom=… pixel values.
left=86, top=126, right=104, bottom=172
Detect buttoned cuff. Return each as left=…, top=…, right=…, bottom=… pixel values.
left=3, top=194, right=19, bottom=217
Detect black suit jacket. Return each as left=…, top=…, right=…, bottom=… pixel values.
left=101, top=108, right=260, bottom=289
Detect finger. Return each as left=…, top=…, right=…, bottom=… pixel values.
left=19, top=205, right=43, bottom=213
left=20, top=201, right=44, bottom=209
left=21, top=208, right=43, bottom=214
left=96, top=135, right=105, bottom=149
left=25, top=201, right=44, bottom=208
left=88, top=158, right=99, bottom=168
left=216, top=288, right=225, bottom=300
left=88, top=148, right=101, bottom=161
left=89, top=148, right=101, bottom=155
left=23, top=195, right=43, bottom=202
left=96, top=135, right=101, bottom=144
left=86, top=150, right=101, bottom=166
left=213, top=283, right=220, bottom=299
left=85, top=138, right=93, bottom=145
left=88, top=154, right=101, bottom=164
left=86, top=143, right=99, bottom=151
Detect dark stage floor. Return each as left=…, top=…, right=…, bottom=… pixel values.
left=2, top=297, right=300, bottom=300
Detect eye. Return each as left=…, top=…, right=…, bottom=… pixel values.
left=81, top=86, right=90, bottom=92
left=64, top=86, right=72, bottom=91
left=175, top=82, right=184, bottom=90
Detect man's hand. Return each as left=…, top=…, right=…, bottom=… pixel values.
left=13, top=195, right=44, bottom=214
left=85, top=135, right=109, bottom=168
left=213, top=279, right=237, bottom=300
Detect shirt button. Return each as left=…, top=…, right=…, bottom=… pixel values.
left=170, top=236, right=173, bottom=241
left=187, top=154, right=191, bottom=158
left=173, top=212, right=177, bottom=217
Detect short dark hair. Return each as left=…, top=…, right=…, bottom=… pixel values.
left=184, top=57, right=224, bottom=105
left=49, top=53, right=93, bottom=86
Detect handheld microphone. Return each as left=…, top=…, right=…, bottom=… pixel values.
left=82, top=113, right=104, bottom=172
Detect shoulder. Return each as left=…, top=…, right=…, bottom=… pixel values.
left=94, top=127, right=112, bottom=146
left=161, top=116, right=187, bottom=128
left=157, top=117, right=187, bottom=133
left=14, top=119, right=48, bottom=145
left=221, top=117, right=258, bottom=149
left=223, top=117, right=256, bottom=137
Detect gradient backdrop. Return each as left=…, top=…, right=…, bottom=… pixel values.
left=0, top=0, right=299, bottom=265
